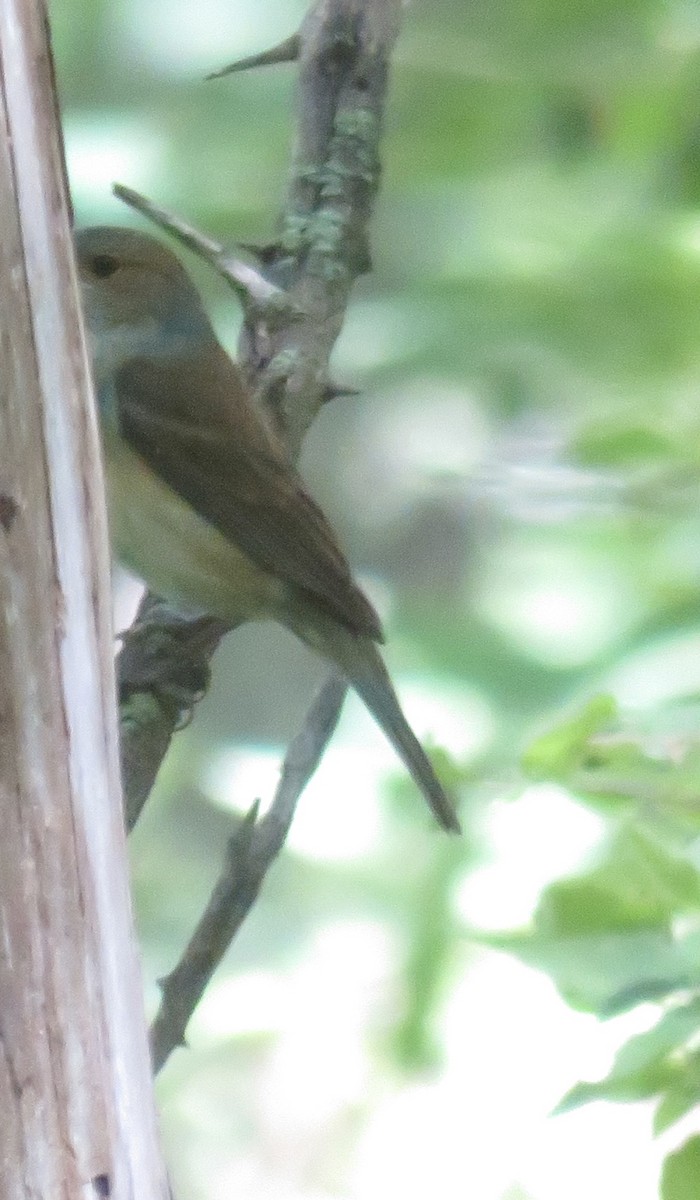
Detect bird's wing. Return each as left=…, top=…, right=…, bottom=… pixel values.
left=114, top=349, right=383, bottom=640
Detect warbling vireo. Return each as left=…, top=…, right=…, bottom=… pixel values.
left=76, top=226, right=460, bottom=833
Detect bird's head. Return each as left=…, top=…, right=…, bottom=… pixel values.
left=76, top=226, right=212, bottom=375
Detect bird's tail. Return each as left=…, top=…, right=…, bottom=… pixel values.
left=291, top=614, right=461, bottom=834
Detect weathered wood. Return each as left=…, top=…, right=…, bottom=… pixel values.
left=0, top=2, right=168, bottom=1196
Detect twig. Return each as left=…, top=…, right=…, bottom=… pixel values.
left=206, top=33, right=300, bottom=79
left=150, top=674, right=347, bottom=1072
left=112, top=183, right=286, bottom=312
left=245, top=0, right=402, bottom=451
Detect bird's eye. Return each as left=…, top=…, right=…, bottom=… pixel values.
left=90, top=253, right=119, bottom=278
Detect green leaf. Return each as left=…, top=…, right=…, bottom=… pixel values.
left=602, top=979, right=693, bottom=1017
left=481, top=925, right=688, bottom=1014
left=536, top=877, right=654, bottom=936
left=555, top=1000, right=700, bottom=1115
left=572, top=425, right=678, bottom=468
left=653, top=1047, right=700, bottom=1134
left=613, top=1001, right=700, bottom=1076
left=525, top=702, right=700, bottom=819
left=479, top=826, right=700, bottom=1012
left=661, top=1136, right=700, bottom=1200
left=656, top=1079, right=700, bottom=1136
left=556, top=1065, right=671, bottom=1114
left=587, top=827, right=700, bottom=922
left=568, top=739, right=700, bottom=818
left=523, top=694, right=617, bottom=779
left=537, top=827, right=700, bottom=936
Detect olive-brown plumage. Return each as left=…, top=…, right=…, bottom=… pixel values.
left=76, top=226, right=460, bottom=833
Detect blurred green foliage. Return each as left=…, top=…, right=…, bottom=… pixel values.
left=54, top=0, right=700, bottom=1195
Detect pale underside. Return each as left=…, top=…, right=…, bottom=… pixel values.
left=104, top=427, right=286, bottom=622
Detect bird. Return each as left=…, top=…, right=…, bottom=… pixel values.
left=75, top=225, right=460, bottom=834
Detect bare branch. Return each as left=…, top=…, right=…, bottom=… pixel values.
left=206, top=33, right=301, bottom=79
left=115, top=0, right=403, bottom=1054
left=118, top=0, right=402, bottom=833
left=113, top=183, right=287, bottom=312
left=247, top=0, right=402, bottom=449
left=150, top=673, right=347, bottom=1072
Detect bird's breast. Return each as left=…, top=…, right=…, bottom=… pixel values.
left=102, top=428, right=286, bottom=622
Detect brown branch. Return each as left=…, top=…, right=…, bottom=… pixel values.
left=118, top=0, right=402, bottom=831
left=113, top=183, right=287, bottom=311
left=206, top=33, right=301, bottom=79
left=248, top=0, right=402, bottom=451
left=150, top=673, right=347, bottom=1072
left=116, top=0, right=402, bottom=1056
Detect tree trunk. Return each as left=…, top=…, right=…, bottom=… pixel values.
left=0, top=2, right=168, bottom=1196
